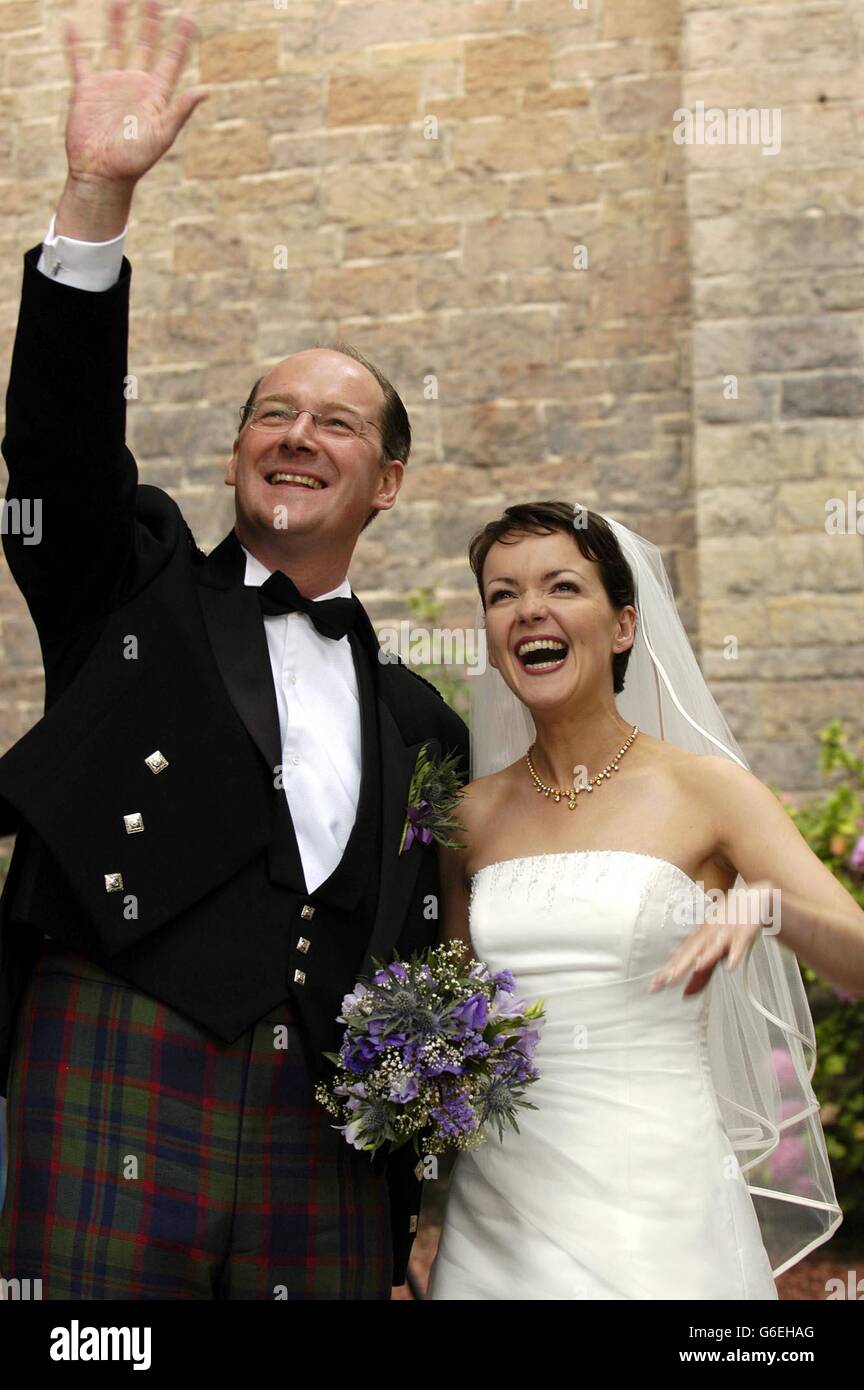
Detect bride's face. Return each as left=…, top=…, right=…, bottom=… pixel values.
left=481, top=530, right=635, bottom=711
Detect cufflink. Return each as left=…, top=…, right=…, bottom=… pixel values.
left=294, top=970, right=306, bottom=986
left=300, top=904, right=315, bottom=920
left=409, top=1216, right=418, bottom=1233
left=296, top=937, right=311, bottom=954
left=145, top=751, right=169, bottom=774
left=104, top=873, right=124, bottom=892
left=124, top=812, right=144, bottom=834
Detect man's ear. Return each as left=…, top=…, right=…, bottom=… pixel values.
left=372, top=457, right=405, bottom=513
left=225, top=437, right=240, bottom=487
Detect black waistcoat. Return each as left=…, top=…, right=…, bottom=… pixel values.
left=7, top=624, right=384, bottom=1083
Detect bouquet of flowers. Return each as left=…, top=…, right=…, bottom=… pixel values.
left=315, top=940, right=545, bottom=1156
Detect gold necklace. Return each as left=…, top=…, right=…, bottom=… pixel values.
left=526, top=725, right=639, bottom=811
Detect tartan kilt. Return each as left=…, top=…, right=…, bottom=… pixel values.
left=0, top=938, right=392, bottom=1300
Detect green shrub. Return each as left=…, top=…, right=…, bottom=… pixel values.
left=774, top=720, right=864, bottom=1231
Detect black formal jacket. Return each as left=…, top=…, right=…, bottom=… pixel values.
left=0, top=244, right=470, bottom=1286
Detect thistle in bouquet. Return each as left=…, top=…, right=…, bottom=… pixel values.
left=315, top=940, right=545, bottom=1157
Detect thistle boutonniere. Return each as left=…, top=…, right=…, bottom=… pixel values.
left=398, top=742, right=466, bottom=855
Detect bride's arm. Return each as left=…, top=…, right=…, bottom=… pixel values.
left=657, top=757, right=864, bottom=996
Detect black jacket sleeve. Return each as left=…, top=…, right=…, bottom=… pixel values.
left=1, top=246, right=139, bottom=640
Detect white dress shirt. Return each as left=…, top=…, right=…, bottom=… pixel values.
left=241, top=547, right=362, bottom=891
left=36, top=215, right=364, bottom=891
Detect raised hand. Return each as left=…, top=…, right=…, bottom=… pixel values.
left=63, top=0, right=209, bottom=190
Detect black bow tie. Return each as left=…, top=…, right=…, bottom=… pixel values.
left=257, top=570, right=360, bottom=641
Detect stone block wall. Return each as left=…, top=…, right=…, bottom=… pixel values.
left=0, top=0, right=861, bottom=812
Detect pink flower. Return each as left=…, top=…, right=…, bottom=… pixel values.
left=769, top=1136, right=806, bottom=1184
left=830, top=984, right=857, bottom=1003
left=850, top=834, right=864, bottom=873
left=771, top=1047, right=799, bottom=1091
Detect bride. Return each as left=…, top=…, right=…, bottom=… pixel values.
left=427, top=500, right=864, bottom=1301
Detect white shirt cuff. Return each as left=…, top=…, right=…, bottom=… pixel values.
left=36, top=211, right=127, bottom=291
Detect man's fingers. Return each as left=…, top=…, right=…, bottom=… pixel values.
left=100, top=0, right=130, bottom=72
left=166, top=85, right=210, bottom=140
left=128, top=0, right=164, bottom=72
left=64, top=19, right=86, bottom=86
left=153, top=15, right=200, bottom=99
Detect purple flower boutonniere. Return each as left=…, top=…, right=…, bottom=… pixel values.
left=398, top=742, right=466, bottom=855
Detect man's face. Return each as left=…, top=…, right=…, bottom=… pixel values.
left=225, top=349, right=404, bottom=550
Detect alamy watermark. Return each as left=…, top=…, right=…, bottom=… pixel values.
left=672, top=883, right=781, bottom=936
left=0, top=496, right=42, bottom=545
left=377, top=622, right=487, bottom=674
left=673, top=101, right=781, bottom=157
left=0, top=1276, right=43, bottom=1300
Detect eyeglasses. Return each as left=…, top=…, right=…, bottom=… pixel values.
left=239, top=400, right=382, bottom=441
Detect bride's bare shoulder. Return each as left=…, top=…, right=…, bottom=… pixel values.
left=458, top=764, right=521, bottom=824
left=630, top=734, right=754, bottom=793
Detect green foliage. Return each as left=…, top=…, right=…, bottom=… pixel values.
left=774, top=721, right=864, bottom=1229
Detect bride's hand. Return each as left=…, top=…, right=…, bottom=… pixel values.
left=650, top=880, right=776, bottom=996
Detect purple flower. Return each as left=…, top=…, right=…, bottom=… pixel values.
left=850, top=834, right=864, bottom=873
left=403, top=800, right=434, bottom=850
left=367, top=1019, right=407, bottom=1047
left=488, top=987, right=525, bottom=1021
left=430, top=1092, right=478, bottom=1139
left=334, top=1080, right=367, bottom=1103
left=340, top=982, right=368, bottom=1014
left=512, top=1025, right=543, bottom=1057
left=341, top=1036, right=381, bottom=1073
left=452, top=993, right=489, bottom=1030
left=388, top=1071, right=419, bottom=1104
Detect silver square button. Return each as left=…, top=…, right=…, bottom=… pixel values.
left=145, top=751, right=169, bottom=774
left=104, top=872, right=124, bottom=893
left=124, top=812, right=144, bottom=834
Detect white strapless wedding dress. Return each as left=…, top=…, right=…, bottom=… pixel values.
left=428, top=851, right=779, bottom=1301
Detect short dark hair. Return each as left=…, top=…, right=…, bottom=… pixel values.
left=468, top=500, right=636, bottom=694
left=235, top=343, right=411, bottom=532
